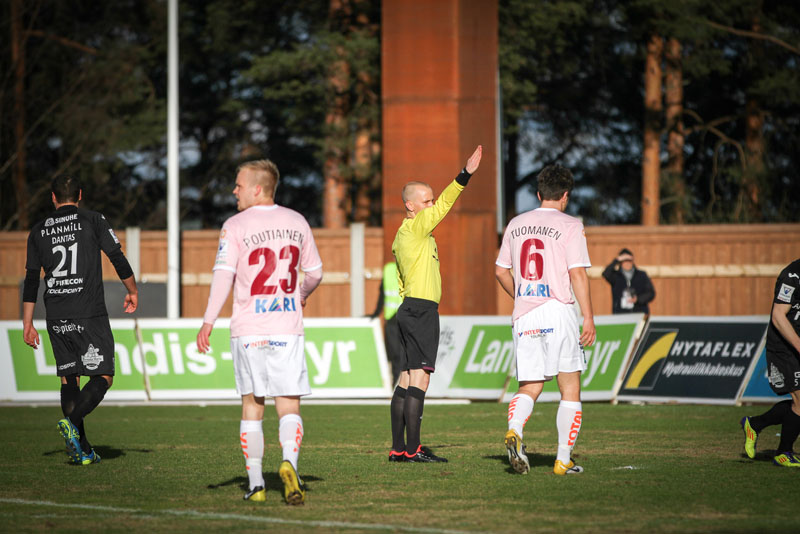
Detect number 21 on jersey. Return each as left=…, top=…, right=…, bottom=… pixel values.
left=52, top=243, right=78, bottom=277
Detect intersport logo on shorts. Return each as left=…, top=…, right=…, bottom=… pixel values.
left=517, top=328, right=554, bottom=338
left=244, top=340, right=288, bottom=349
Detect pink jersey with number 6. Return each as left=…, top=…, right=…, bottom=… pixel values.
left=213, top=205, right=322, bottom=337
left=496, top=207, right=591, bottom=322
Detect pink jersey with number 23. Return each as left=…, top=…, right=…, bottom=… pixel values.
left=213, top=205, right=322, bottom=337
left=496, top=208, right=591, bottom=322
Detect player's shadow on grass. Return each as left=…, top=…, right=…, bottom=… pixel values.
left=484, top=453, right=557, bottom=474
left=738, top=449, right=780, bottom=463
left=207, top=472, right=324, bottom=496
left=43, top=444, right=149, bottom=463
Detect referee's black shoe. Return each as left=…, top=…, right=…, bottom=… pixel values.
left=388, top=451, right=407, bottom=462
left=405, top=445, right=448, bottom=463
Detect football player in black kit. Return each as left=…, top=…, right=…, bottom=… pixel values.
left=22, top=175, right=138, bottom=465
left=741, top=258, right=800, bottom=467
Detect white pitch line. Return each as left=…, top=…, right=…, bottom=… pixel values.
left=0, top=498, right=478, bottom=534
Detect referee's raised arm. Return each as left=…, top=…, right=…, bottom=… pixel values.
left=406, top=145, right=483, bottom=235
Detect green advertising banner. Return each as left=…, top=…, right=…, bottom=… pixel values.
left=0, top=318, right=391, bottom=401
left=502, top=314, right=645, bottom=402
left=447, top=324, right=514, bottom=395
left=427, top=316, right=514, bottom=399
left=424, top=315, right=644, bottom=400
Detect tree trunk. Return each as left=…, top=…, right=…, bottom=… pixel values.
left=11, top=0, right=29, bottom=230
left=323, top=0, right=351, bottom=229
left=744, top=99, right=764, bottom=215
left=641, top=33, right=663, bottom=226
left=664, top=37, right=686, bottom=224
left=743, top=4, right=764, bottom=221
left=352, top=128, right=372, bottom=223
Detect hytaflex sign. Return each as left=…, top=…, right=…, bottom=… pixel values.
left=616, top=316, right=768, bottom=404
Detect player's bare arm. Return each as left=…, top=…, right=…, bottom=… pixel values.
left=22, top=302, right=39, bottom=349
left=196, top=323, right=213, bottom=354
left=569, top=266, right=596, bottom=347
left=495, top=265, right=515, bottom=299
left=772, top=302, right=800, bottom=354
left=121, top=275, right=138, bottom=313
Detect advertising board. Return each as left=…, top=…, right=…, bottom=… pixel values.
left=0, top=318, right=391, bottom=401
left=616, top=316, right=768, bottom=404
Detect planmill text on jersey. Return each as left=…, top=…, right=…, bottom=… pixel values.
left=509, top=225, right=562, bottom=241
left=243, top=228, right=304, bottom=249
left=41, top=221, right=82, bottom=244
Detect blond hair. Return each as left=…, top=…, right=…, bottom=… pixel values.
left=237, top=159, right=280, bottom=198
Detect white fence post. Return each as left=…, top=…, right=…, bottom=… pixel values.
left=350, top=222, right=365, bottom=317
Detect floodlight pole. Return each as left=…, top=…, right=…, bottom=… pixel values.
left=167, top=0, right=180, bottom=319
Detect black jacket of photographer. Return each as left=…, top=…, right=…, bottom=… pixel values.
left=602, top=260, right=656, bottom=314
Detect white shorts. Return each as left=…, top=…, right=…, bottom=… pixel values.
left=513, top=300, right=586, bottom=382
left=231, top=335, right=311, bottom=398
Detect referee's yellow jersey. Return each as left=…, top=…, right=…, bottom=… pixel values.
left=392, top=180, right=464, bottom=304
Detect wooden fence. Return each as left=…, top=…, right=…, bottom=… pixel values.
left=2, top=223, right=799, bottom=321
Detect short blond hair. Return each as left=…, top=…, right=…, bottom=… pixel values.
left=401, top=181, right=431, bottom=204
left=238, top=159, right=280, bottom=198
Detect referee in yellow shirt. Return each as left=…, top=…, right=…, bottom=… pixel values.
left=388, top=145, right=482, bottom=463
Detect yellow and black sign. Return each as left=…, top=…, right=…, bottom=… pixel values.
left=617, top=317, right=768, bottom=404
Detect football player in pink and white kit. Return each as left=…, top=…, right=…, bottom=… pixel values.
left=495, top=164, right=596, bottom=476
left=196, top=160, right=322, bottom=505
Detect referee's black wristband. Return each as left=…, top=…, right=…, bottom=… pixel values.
left=455, top=167, right=472, bottom=187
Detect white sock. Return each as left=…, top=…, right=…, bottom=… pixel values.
left=507, top=393, right=534, bottom=438
left=556, top=400, right=582, bottom=463
left=279, top=414, right=304, bottom=471
left=240, top=419, right=264, bottom=489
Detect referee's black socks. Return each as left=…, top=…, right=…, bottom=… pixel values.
left=390, top=386, right=407, bottom=453
left=404, top=386, right=426, bottom=456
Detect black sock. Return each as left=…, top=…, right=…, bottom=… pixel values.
left=60, top=379, right=80, bottom=418
left=60, top=378, right=90, bottom=449
left=778, top=408, right=800, bottom=453
left=750, top=399, right=792, bottom=433
left=404, top=386, right=426, bottom=456
left=390, top=386, right=407, bottom=453
left=69, top=376, right=110, bottom=434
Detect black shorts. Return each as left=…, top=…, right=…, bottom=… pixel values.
left=765, top=343, right=800, bottom=395
left=46, top=316, right=116, bottom=377
left=396, top=297, right=439, bottom=372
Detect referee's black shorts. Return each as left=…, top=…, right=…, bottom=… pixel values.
left=46, top=316, right=116, bottom=377
left=396, top=297, right=439, bottom=372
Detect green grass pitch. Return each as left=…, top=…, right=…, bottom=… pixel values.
left=0, top=402, right=797, bottom=533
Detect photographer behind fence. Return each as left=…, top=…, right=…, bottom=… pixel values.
left=602, top=248, right=655, bottom=315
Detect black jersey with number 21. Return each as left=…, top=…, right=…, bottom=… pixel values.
left=767, top=258, right=800, bottom=351
left=26, top=205, right=123, bottom=320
